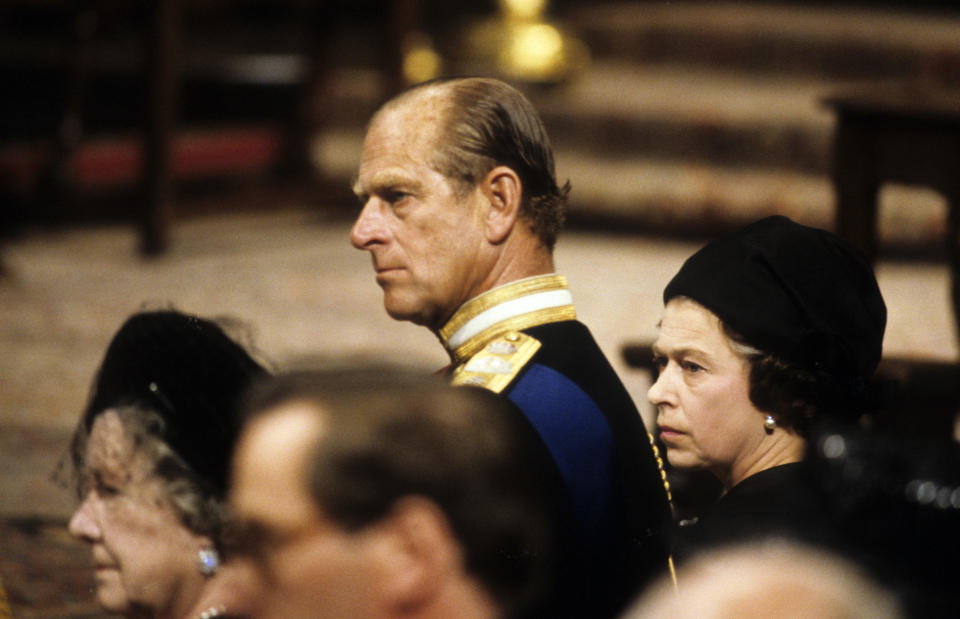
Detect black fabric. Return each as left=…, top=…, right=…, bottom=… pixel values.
left=673, top=462, right=838, bottom=564
left=809, top=429, right=960, bottom=619
left=664, top=215, right=886, bottom=388
left=83, top=311, right=267, bottom=497
left=677, top=441, right=960, bottom=619
left=501, top=320, right=673, bottom=619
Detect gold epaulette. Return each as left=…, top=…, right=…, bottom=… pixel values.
left=450, top=331, right=541, bottom=394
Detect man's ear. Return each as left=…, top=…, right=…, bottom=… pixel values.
left=481, top=166, right=522, bottom=244
left=374, top=497, right=462, bottom=613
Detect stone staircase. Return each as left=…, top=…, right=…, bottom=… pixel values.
left=321, top=1, right=960, bottom=250
left=536, top=1, right=960, bottom=247
left=310, top=2, right=960, bottom=249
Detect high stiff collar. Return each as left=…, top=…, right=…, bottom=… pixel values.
left=438, top=274, right=576, bottom=364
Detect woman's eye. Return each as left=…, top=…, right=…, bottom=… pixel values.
left=97, top=483, right=120, bottom=497
left=93, top=475, right=121, bottom=497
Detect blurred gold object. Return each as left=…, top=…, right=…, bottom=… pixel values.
left=463, top=0, right=589, bottom=84
left=501, top=0, right=548, bottom=21
left=403, top=33, right=443, bottom=85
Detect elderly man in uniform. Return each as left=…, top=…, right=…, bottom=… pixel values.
left=350, top=76, right=672, bottom=618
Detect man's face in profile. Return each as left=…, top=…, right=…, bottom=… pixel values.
left=350, top=96, right=492, bottom=331
left=229, top=404, right=383, bottom=619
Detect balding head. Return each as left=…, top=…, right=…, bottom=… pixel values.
left=375, top=77, right=569, bottom=250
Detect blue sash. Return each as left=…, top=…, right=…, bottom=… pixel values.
left=508, top=363, right=615, bottom=543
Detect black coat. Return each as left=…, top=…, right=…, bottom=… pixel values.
left=498, top=320, right=673, bottom=619
left=673, top=461, right=837, bottom=563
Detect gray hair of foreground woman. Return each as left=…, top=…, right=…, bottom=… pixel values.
left=67, top=310, right=267, bottom=540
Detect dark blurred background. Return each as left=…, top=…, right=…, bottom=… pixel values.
left=4, top=0, right=960, bottom=247
left=3, top=2, right=960, bottom=616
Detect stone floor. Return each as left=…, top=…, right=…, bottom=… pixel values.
left=1, top=196, right=956, bottom=616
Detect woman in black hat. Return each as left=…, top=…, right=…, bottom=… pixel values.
left=66, top=310, right=269, bottom=619
left=646, top=215, right=887, bottom=558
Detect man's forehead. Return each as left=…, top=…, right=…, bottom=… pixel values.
left=363, top=95, right=445, bottom=155
left=381, top=86, right=448, bottom=122
left=232, top=404, right=326, bottom=522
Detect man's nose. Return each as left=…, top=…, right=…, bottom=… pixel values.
left=350, top=200, right=385, bottom=249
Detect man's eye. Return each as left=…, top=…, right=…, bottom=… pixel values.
left=682, top=361, right=704, bottom=373
left=651, top=355, right=667, bottom=371
left=387, top=190, right=410, bottom=204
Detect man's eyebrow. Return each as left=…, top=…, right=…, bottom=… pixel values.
left=354, top=169, right=421, bottom=197
left=351, top=174, right=362, bottom=198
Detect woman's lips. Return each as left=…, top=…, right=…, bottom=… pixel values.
left=658, top=425, right=683, bottom=440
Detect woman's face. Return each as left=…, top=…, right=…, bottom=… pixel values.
left=68, top=410, right=210, bottom=617
left=647, top=298, right=768, bottom=488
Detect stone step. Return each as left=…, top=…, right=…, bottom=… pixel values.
left=556, top=153, right=947, bottom=250
left=564, top=1, right=960, bottom=85
left=531, top=61, right=835, bottom=173
left=316, top=61, right=837, bottom=172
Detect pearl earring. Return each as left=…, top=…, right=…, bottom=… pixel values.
left=197, top=548, right=220, bottom=576
left=764, top=414, right=777, bottom=433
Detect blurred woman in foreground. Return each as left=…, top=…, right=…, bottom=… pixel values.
left=66, top=310, right=267, bottom=618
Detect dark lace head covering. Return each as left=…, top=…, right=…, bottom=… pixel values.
left=664, top=215, right=887, bottom=409
left=79, top=310, right=267, bottom=497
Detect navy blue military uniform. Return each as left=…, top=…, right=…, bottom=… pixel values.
left=443, top=275, right=672, bottom=619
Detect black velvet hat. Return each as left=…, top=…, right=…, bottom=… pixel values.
left=81, top=310, right=267, bottom=497
left=663, top=215, right=886, bottom=384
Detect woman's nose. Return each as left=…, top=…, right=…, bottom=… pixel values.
left=68, top=495, right=100, bottom=542
left=647, top=366, right=674, bottom=408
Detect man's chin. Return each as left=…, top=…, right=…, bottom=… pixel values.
left=383, top=297, right=430, bottom=326
left=384, top=305, right=430, bottom=327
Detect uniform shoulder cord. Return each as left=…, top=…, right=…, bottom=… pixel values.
left=649, top=433, right=679, bottom=591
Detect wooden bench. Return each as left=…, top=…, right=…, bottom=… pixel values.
left=824, top=82, right=960, bottom=345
